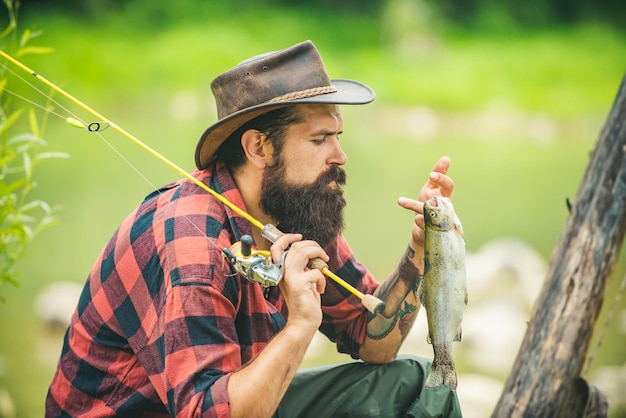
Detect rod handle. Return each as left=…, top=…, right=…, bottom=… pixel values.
left=361, top=294, right=386, bottom=316
left=261, top=224, right=385, bottom=315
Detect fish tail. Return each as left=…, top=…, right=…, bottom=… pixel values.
left=425, top=362, right=457, bottom=390
left=425, top=343, right=458, bottom=390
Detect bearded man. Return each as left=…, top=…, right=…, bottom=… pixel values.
left=46, top=41, right=462, bottom=417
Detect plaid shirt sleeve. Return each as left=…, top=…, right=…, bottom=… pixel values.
left=45, top=164, right=279, bottom=418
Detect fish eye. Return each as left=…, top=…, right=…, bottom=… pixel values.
left=429, top=211, right=436, bottom=217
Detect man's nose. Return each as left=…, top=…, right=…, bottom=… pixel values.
left=328, top=140, right=347, bottom=166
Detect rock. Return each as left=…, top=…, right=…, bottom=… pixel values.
left=34, top=281, right=83, bottom=329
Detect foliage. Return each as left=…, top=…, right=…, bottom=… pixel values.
left=0, top=0, right=67, bottom=299
left=18, top=0, right=626, bottom=29
left=434, top=0, right=625, bottom=28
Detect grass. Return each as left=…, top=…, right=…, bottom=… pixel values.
left=1, top=4, right=625, bottom=417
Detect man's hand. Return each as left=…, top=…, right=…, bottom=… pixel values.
left=397, top=156, right=455, bottom=249
left=229, top=234, right=328, bottom=418
left=270, top=233, right=327, bottom=331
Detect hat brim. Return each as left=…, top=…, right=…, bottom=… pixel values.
left=195, top=78, right=375, bottom=169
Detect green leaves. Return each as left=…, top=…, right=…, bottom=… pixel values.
left=0, top=121, right=66, bottom=293
left=0, top=0, right=67, bottom=300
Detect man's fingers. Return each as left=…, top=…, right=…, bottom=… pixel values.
left=270, top=233, right=302, bottom=264
left=397, top=196, right=424, bottom=214
left=429, top=172, right=454, bottom=197
left=305, top=270, right=327, bottom=295
left=432, top=156, right=451, bottom=175
left=286, top=241, right=329, bottom=266
left=273, top=233, right=302, bottom=251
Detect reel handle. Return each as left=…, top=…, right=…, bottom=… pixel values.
left=240, top=235, right=253, bottom=256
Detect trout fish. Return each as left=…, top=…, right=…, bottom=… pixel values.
left=418, top=195, right=467, bottom=390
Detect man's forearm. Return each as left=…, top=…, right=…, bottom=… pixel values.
left=359, top=244, right=423, bottom=363
left=228, top=323, right=316, bottom=417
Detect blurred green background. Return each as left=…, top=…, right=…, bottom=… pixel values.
left=1, top=0, right=626, bottom=416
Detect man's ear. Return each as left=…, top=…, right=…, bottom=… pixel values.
left=241, top=129, right=272, bottom=169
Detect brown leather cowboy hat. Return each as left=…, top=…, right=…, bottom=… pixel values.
left=194, top=40, right=375, bottom=169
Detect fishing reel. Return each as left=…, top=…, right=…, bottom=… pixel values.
left=222, top=235, right=283, bottom=288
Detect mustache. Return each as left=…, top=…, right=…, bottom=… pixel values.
left=318, top=164, right=347, bottom=187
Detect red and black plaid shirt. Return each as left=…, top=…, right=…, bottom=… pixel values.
left=45, top=161, right=379, bottom=417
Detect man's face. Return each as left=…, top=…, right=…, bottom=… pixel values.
left=276, top=104, right=347, bottom=185
left=260, top=104, right=348, bottom=247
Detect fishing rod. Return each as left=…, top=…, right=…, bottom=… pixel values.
left=0, top=49, right=385, bottom=315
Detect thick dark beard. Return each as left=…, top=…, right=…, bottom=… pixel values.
left=260, top=160, right=346, bottom=248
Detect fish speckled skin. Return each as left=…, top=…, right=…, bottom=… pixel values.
left=419, top=195, right=467, bottom=390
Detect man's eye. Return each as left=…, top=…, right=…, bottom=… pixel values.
left=312, top=138, right=326, bottom=145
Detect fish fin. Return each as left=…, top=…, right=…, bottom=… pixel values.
left=464, top=288, right=469, bottom=305
left=454, top=325, right=462, bottom=342
left=417, top=281, right=425, bottom=307
left=454, top=214, right=464, bottom=238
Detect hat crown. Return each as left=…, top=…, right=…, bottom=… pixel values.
left=211, top=41, right=331, bottom=120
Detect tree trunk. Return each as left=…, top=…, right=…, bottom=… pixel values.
left=491, top=74, right=626, bottom=417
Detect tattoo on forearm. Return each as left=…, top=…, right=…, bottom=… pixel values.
left=366, top=245, right=421, bottom=340
left=367, top=313, right=398, bottom=340
left=398, top=301, right=418, bottom=338
left=398, top=245, right=419, bottom=287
